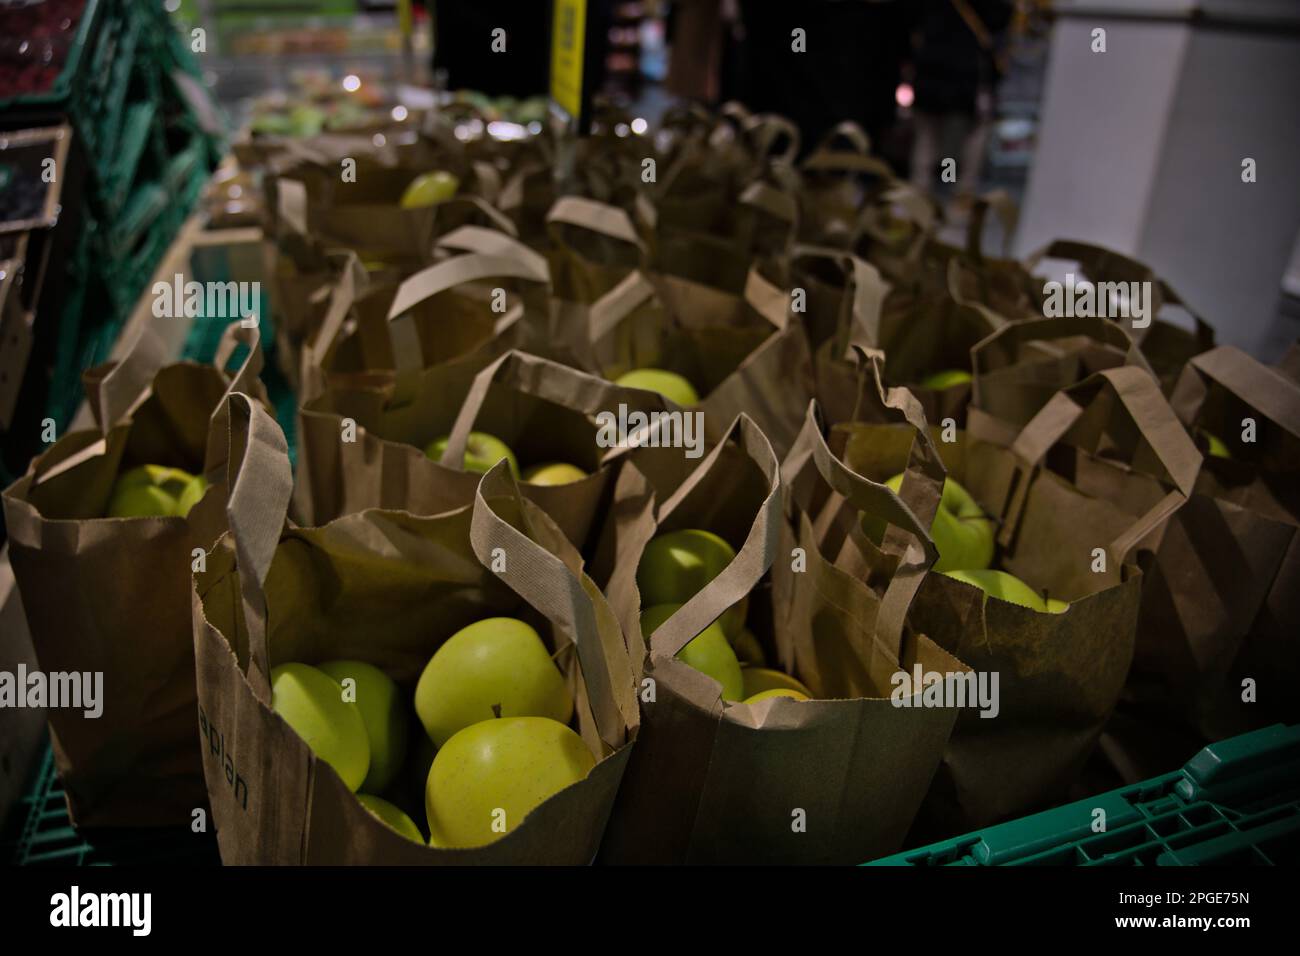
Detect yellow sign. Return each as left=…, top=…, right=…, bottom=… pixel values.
left=550, top=0, right=587, bottom=121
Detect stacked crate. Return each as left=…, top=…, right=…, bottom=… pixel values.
left=0, top=0, right=222, bottom=492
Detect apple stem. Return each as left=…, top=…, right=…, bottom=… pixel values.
left=491, top=703, right=502, bottom=719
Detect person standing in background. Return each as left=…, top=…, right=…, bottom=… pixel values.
left=908, top=0, right=1013, bottom=210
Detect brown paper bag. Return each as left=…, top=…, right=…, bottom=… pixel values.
left=798, top=250, right=1006, bottom=427
left=1115, top=347, right=1300, bottom=751
left=595, top=407, right=963, bottom=864
left=265, top=240, right=369, bottom=392
left=651, top=108, right=800, bottom=246
left=192, top=395, right=639, bottom=864
left=1022, top=239, right=1216, bottom=393
left=296, top=349, right=677, bottom=551
left=969, top=315, right=1156, bottom=435
left=264, top=136, right=508, bottom=269
left=1, top=323, right=268, bottom=826
left=797, top=121, right=898, bottom=249
left=583, top=266, right=814, bottom=459
left=884, top=365, right=1198, bottom=835
left=297, top=239, right=544, bottom=402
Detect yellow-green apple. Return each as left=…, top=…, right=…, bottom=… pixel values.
left=106, top=483, right=176, bottom=518
left=400, top=170, right=460, bottom=209
left=318, top=659, right=408, bottom=793
left=614, top=368, right=700, bottom=407
left=521, top=462, right=588, bottom=486
left=641, top=604, right=743, bottom=701
left=864, top=474, right=994, bottom=572
left=741, top=667, right=812, bottom=699
left=414, top=617, right=571, bottom=747
left=637, top=528, right=747, bottom=638
left=424, top=716, right=595, bottom=847
left=919, top=369, right=973, bottom=390
left=175, top=473, right=209, bottom=517
left=1202, top=430, right=1231, bottom=459
left=424, top=431, right=519, bottom=478
left=743, top=687, right=810, bottom=704
left=117, top=464, right=193, bottom=496
left=107, top=464, right=202, bottom=517
left=358, top=794, right=423, bottom=843
left=270, top=662, right=370, bottom=791
left=941, top=568, right=1063, bottom=613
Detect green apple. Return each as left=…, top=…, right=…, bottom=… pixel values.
left=414, top=617, right=572, bottom=748
left=318, top=660, right=408, bottom=794
left=918, top=369, right=973, bottom=390
left=521, top=462, right=588, bottom=486
left=741, top=667, right=812, bottom=699
left=614, top=368, right=700, bottom=407
left=175, top=474, right=209, bottom=517
left=425, top=716, right=595, bottom=848
left=357, top=794, right=423, bottom=843
left=733, top=628, right=766, bottom=667
left=425, top=431, right=519, bottom=478
left=270, top=662, right=370, bottom=792
left=1045, top=597, right=1070, bottom=614
left=400, top=170, right=460, bottom=209
left=743, top=687, right=810, bottom=704
left=117, top=464, right=193, bottom=497
left=1203, top=430, right=1231, bottom=459
left=106, top=483, right=177, bottom=518
left=864, top=474, right=994, bottom=573
left=941, top=568, right=1058, bottom=613
left=637, top=528, right=747, bottom=639
left=108, top=464, right=204, bottom=517
left=641, top=604, right=743, bottom=701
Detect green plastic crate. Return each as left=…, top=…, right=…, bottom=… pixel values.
left=870, top=724, right=1300, bottom=866
left=3, top=739, right=220, bottom=866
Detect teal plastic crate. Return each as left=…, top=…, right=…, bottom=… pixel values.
left=870, top=724, right=1300, bottom=866
left=3, top=739, right=220, bottom=866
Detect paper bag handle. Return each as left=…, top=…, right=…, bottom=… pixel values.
left=220, top=392, right=295, bottom=704
left=86, top=322, right=172, bottom=435
left=203, top=322, right=266, bottom=473
left=302, top=251, right=367, bottom=373
left=812, top=120, right=872, bottom=156
left=431, top=195, right=520, bottom=238
left=438, top=349, right=675, bottom=471
left=745, top=113, right=801, bottom=166
left=1023, top=238, right=1215, bottom=342
left=435, top=225, right=550, bottom=280
left=646, top=415, right=782, bottom=659
left=470, top=462, right=639, bottom=750
left=999, top=365, right=1200, bottom=563
left=545, top=196, right=645, bottom=253
left=587, top=270, right=659, bottom=343
left=970, top=314, right=1155, bottom=404
left=1171, top=346, right=1300, bottom=441
left=800, top=122, right=893, bottom=179
left=795, top=397, right=942, bottom=661
left=386, top=251, right=548, bottom=373
left=963, top=190, right=1018, bottom=263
